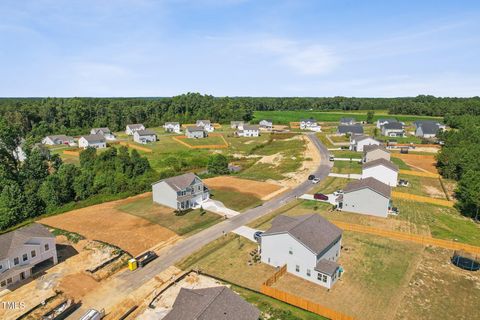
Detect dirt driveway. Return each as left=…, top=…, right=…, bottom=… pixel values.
left=40, top=193, right=177, bottom=256
left=204, top=176, right=287, bottom=200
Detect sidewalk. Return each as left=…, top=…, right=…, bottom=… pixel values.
left=328, top=173, right=361, bottom=179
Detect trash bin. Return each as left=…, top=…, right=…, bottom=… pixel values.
left=128, top=258, right=138, bottom=271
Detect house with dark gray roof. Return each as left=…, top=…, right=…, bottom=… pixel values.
left=339, top=177, right=392, bottom=217
left=339, top=117, right=356, bottom=125
left=164, top=286, right=260, bottom=320
left=300, top=118, right=321, bottom=132
left=90, top=127, right=116, bottom=140
left=186, top=126, right=207, bottom=139
left=337, top=124, right=364, bottom=135
left=381, top=122, right=405, bottom=137
left=133, top=129, right=157, bottom=144
left=414, top=120, right=444, bottom=138
left=261, top=214, right=343, bottom=289
left=0, top=223, right=57, bottom=290
left=362, top=158, right=399, bottom=186
left=237, top=125, right=260, bottom=137
left=376, top=118, right=398, bottom=128
left=42, top=135, right=75, bottom=146
left=78, top=134, right=107, bottom=149
left=196, top=120, right=214, bottom=132
left=152, top=173, right=209, bottom=210
left=125, top=124, right=145, bottom=135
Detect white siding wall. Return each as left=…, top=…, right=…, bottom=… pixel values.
left=356, top=138, right=380, bottom=152
left=133, top=133, right=156, bottom=143
left=362, top=166, right=398, bottom=186
left=152, top=182, right=178, bottom=209
left=341, top=188, right=390, bottom=217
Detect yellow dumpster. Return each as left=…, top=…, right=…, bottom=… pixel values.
left=128, top=258, right=138, bottom=271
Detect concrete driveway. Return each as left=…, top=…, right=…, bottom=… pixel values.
left=232, top=226, right=263, bottom=242
left=202, top=199, right=239, bottom=218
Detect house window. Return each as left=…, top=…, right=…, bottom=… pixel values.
left=0, top=280, right=5, bottom=287
left=31, top=250, right=36, bottom=258
left=268, top=258, right=270, bottom=263
left=322, top=275, right=327, bottom=283
left=288, top=248, right=293, bottom=255
left=23, top=254, right=28, bottom=262
left=44, top=244, right=49, bottom=252
left=7, top=278, right=12, bottom=284
left=14, top=257, right=19, bottom=265
left=317, top=273, right=322, bottom=281
left=295, top=265, right=300, bottom=272
left=307, top=269, right=311, bottom=277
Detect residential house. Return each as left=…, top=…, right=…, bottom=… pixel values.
left=90, top=127, right=116, bottom=140
left=338, top=177, right=392, bottom=217
left=42, top=135, right=75, bottom=146
left=237, top=125, right=260, bottom=137
left=300, top=118, right=322, bottom=132
left=196, top=120, right=214, bottom=132
left=125, top=124, right=145, bottom=136
left=339, top=117, right=356, bottom=125
left=363, top=145, right=390, bottom=163
left=362, top=158, right=399, bottom=186
left=230, top=121, right=245, bottom=129
left=163, top=286, right=260, bottom=320
left=349, top=135, right=380, bottom=152
left=133, top=129, right=157, bottom=144
left=376, top=118, right=398, bottom=129
left=78, top=134, right=107, bottom=149
left=152, top=173, right=210, bottom=210
left=0, top=223, right=57, bottom=289
left=337, top=124, right=364, bottom=135
left=261, top=214, right=343, bottom=289
left=259, top=119, right=273, bottom=130
left=164, top=122, right=181, bottom=133
left=186, top=126, right=207, bottom=139
left=381, top=122, right=405, bottom=137
left=414, top=120, right=445, bottom=138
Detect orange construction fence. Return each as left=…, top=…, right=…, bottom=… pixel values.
left=331, top=220, right=480, bottom=255
left=391, top=191, right=453, bottom=207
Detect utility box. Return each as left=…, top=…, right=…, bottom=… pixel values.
left=128, top=258, right=138, bottom=271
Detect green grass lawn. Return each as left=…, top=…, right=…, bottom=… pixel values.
left=330, top=150, right=362, bottom=159
left=391, top=157, right=410, bottom=170
left=182, top=135, right=227, bottom=146
left=254, top=110, right=442, bottom=125
left=117, top=197, right=222, bottom=236
left=210, top=188, right=262, bottom=212
left=331, top=160, right=363, bottom=174
left=396, top=175, right=447, bottom=199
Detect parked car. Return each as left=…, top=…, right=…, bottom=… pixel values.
left=390, top=207, right=399, bottom=215
left=312, top=178, right=320, bottom=184
left=398, top=179, right=409, bottom=187
left=136, top=251, right=158, bottom=268
left=79, top=309, right=105, bottom=320
left=253, top=231, right=263, bottom=242
left=329, top=155, right=334, bottom=161
left=333, top=190, right=343, bottom=196
left=314, top=193, right=329, bottom=201
left=308, top=175, right=316, bottom=180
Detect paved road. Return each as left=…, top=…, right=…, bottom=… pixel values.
left=69, top=133, right=332, bottom=317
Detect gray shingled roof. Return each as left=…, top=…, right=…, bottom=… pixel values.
left=92, top=127, right=111, bottom=134
left=163, top=286, right=260, bottom=320
left=196, top=120, right=211, bottom=125
left=344, top=177, right=391, bottom=198
left=301, top=118, right=317, bottom=123
left=378, top=118, right=397, bottom=123
left=363, top=158, right=399, bottom=172
left=0, top=223, right=54, bottom=260
left=127, top=124, right=144, bottom=130
left=243, top=125, right=259, bottom=130
left=263, top=214, right=342, bottom=255
left=413, top=120, right=441, bottom=128
left=417, top=122, right=440, bottom=135
left=81, top=134, right=106, bottom=143
left=45, top=135, right=73, bottom=143
left=186, top=126, right=205, bottom=132
left=363, top=144, right=389, bottom=154
left=315, top=259, right=339, bottom=276
left=136, top=129, right=157, bottom=136
left=338, top=124, right=364, bottom=134
left=154, top=172, right=199, bottom=191
left=340, top=117, right=355, bottom=123
left=382, top=122, right=404, bottom=130
left=165, top=122, right=180, bottom=126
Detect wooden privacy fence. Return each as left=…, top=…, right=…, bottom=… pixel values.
left=331, top=220, right=480, bottom=255
left=398, top=169, right=440, bottom=178
left=118, top=141, right=153, bottom=153
left=391, top=191, right=454, bottom=207
left=261, top=265, right=354, bottom=320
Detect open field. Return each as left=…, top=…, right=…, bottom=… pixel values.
left=332, top=159, right=363, bottom=174
left=40, top=193, right=178, bottom=256
left=392, top=191, right=454, bottom=207
left=116, top=196, right=222, bottom=236
left=392, top=153, right=437, bottom=173
left=173, top=134, right=228, bottom=148
left=253, top=110, right=442, bottom=125
left=204, top=176, right=286, bottom=200
left=396, top=175, right=447, bottom=199
left=210, top=189, right=263, bottom=212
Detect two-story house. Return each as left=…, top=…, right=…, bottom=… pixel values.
left=42, top=135, right=75, bottom=146
left=78, top=134, right=107, bottom=149
left=259, top=119, right=273, bottom=130
left=152, top=173, right=210, bottom=210
left=90, top=127, right=116, bottom=140
left=231, top=121, right=245, bottom=130
left=339, top=117, right=356, bottom=125
left=196, top=120, right=214, bottom=132
left=186, top=126, right=207, bottom=139
left=362, top=158, right=399, bottom=186
left=133, top=129, right=157, bottom=144
left=164, top=122, right=181, bottom=133
left=0, top=223, right=57, bottom=289
left=236, top=125, right=260, bottom=137
left=349, top=135, right=380, bottom=152
left=261, top=214, right=343, bottom=289
left=125, top=124, right=145, bottom=135
left=381, top=122, right=405, bottom=137
left=300, top=118, right=321, bottom=132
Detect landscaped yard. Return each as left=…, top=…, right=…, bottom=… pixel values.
left=331, top=159, right=363, bottom=174
left=116, top=197, right=222, bottom=236
left=210, top=188, right=262, bottom=212
left=396, top=175, right=447, bottom=199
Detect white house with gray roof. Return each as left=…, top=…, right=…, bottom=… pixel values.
left=152, top=173, right=210, bottom=210
left=196, top=120, right=214, bottom=132
left=125, top=124, right=145, bottom=135
left=363, top=145, right=390, bottom=163
left=376, top=118, right=398, bottom=128
left=42, top=135, right=75, bottom=146
left=231, top=121, right=245, bottom=129
left=300, top=118, right=321, bottom=132
left=186, top=126, right=207, bottom=139
left=259, top=119, right=273, bottom=130
left=261, top=214, right=343, bottom=289
left=78, top=134, right=107, bottom=149
left=340, top=117, right=356, bottom=125
left=337, top=124, right=364, bottom=135
left=164, top=286, right=260, bottom=320
left=164, top=122, right=181, bottom=133
left=381, top=122, right=405, bottom=137
left=338, top=177, right=392, bottom=217
left=414, top=120, right=445, bottom=138
left=133, top=129, right=157, bottom=144
left=349, top=135, right=380, bottom=152
left=90, top=127, right=116, bottom=140
left=0, top=223, right=57, bottom=290
left=362, top=158, right=399, bottom=186
left=236, top=125, right=260, bottom=137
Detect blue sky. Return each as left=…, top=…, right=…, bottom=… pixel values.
left=1, top=0, right=479, bottom=97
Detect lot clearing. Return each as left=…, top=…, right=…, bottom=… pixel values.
left=204, top=176, right=288, bottom=200
left=40, top=193, right=177, bottom=256
left=392, top=153, right=437, bottom=173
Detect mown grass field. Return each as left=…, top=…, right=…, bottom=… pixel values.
left=116, top=197, right=222, bottom=236
left=180, top=135, right=227, bottom=147
left=210, top=188, right=263, bottom=212
left=331, top=160, right=363, bottom=174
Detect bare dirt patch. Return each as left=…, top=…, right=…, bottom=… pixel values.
left=204, top=176, right=286, bottom=200
left=256, top=152, right=284, bottom=166
left=40, top=193, right=177, bottom=256
left=423, top=185, right=445, bottom=198
left=392, top=154, right=437, bottom=173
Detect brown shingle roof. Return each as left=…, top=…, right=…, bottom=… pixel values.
left=362, top=158, right=398, bottom=172
left=344, top=177, right=391, bottom=198
left=163, top=286, right=260, bottom=320
left=263, top=214, right=342, bottom=255
left=0, top=223, right=54, bottom=260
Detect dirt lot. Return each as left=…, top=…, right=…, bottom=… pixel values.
left=40, top=193, right=177, bottom=256
left=204, top=176, right=287, bottom=200
left=392, top=154, right=437, bottom=173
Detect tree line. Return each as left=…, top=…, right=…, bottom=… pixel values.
left=437, top=115, right=480, bottom=220
left=0, top=118, right=154, bottom=230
